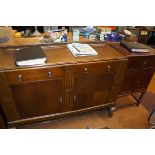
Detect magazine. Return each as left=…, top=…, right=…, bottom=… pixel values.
left=67, top=43, right=98, bottom=57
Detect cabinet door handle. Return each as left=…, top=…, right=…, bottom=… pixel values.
left=143, top=61, right=147, bottom=65
left=84, top=67, right=88, bottom=74
left=74, top=95, right=76, bottom=101
left=60, top=97, right=63, bottom=104
left=136, top=80, right=140, bottom=84
left=17, top=74, right=22, bottom=81
left=48, top=71, right=52, bottom=77
left=107, top=65, right=111, bottom=71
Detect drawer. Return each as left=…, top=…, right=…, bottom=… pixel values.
left=132, top=71, right=154, bottom=91
left=6, top=66, right=63, bottom=85
left=127, top=57, right=142, bottom=72
left=127, top=56, right=155, bottom=72
left=75, top=61, right=118, bottom=77
left=141, top=56, right=155, bottom=70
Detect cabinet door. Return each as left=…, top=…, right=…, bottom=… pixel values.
left=119, top=73, right=136, bottom=95
left=120, top=71, right=154, bottom=95
left=132, top=71, right=154, bottom=92
left=73, top=72, right=114, bottom=110
left=10, top=79, right=63, bottom=119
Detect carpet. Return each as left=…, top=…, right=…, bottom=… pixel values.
left=141, top=91, right=155, bottom=113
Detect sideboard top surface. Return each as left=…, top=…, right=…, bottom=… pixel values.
left=0, top=43, right=127, bottom=71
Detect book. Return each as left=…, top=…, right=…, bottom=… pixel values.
left=67, top=43, right=98, bottom=57
left=120, top=41, right=150, bottom=53
left=15, top=46, right=47, bottom=66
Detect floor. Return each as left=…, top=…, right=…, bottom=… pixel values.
left=25, top=104, right=150, bottom=129
left=24, top=73, right=155, bottom=129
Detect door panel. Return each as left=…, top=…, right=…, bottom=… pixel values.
left=10, top=79, right=63, bottom=119
left=120, top=71, right=154, bottom=94
left=73, top=73, right=114, bottom=110
left=119, top=74, right=136, bottom=94
left=132, top=71, right=154, bottom=91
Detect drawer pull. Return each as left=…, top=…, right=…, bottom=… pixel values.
left=107, top=65, right=111, bottom=71
left=65, top=89, right=71, bottom=92
left=74, top=95, right=76, bottom=101
left=48, top=71, right=52, bottom=77
left=60, top=97, right=63, bottom=104
left=143, top=61, right=147, bottom=65
left=136, top=80, right=140, bottom=84
left=17, top=74, right=22, bottom=81
left=84, top=67, right=88, bottom=74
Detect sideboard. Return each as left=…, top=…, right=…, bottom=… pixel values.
left=0, top=43, right=127, bottom=128
left=109, top=43, right=155, bottom=106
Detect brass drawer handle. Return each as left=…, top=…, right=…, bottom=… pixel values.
left=60, top=97, right=63, bottom=104
left=84, top=67, right=88, bottom=74
left=136, top=80, right=140, bottom=84
left=48, top=71, right=52, bottom=77
left=107, top=65, right=111, bottom=71
left=143, top=61, right=147, bottom=65
left=17, top=74, right=22, bottom=81
left=74, top=95, right=76, bottom=101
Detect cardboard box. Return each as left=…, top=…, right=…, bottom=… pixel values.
left=0, top=27, right=14, bottom=44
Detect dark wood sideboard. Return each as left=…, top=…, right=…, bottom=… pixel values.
left=0, top=43, right=127, bottom=128
left=1, top=42, right=155, bottom=128
left=110, top=43, right=155, bottom=106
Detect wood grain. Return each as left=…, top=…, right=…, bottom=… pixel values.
left=2, top=41, right=150, bottom=128
left=0, top=72, right=20, bottom=121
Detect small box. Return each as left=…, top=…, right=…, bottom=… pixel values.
left=0, top=27, right=14, bottom=44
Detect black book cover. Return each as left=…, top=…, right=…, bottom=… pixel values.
left=120, top=41, right=150, bottom=52
left=15, top=46, right=46, bottom=62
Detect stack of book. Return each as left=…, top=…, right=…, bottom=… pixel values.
left=15, top=46, right=47, bottom=66
left=67, top=43, right=98, bottom=57
left=120, top=41, right=150, bottom=53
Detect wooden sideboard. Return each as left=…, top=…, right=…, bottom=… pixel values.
left=0, top=43, right=127, bottom=128
left=109, top=43, right=155, bottom=106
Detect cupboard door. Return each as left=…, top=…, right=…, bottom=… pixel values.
left=132, top=71, right=154, bottom=91
left=10, top=79, right=63, bottom=119
left=120, top=71, right=154, bottom=95
left=73, top=73, right=114, bottom=110
left=119, top=74, right=136, bottom=95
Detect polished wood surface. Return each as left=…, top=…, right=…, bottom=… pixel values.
left=0, top=35, right=155, bottom=127
left=1, top=38, right=155, bottom=128
left=74, top=72, right=114, bottom=110
left=0, top=115, right=5, bottom=128
left=10, top=79, right=63, bottom=119
left=0, top=43, right=125, bottom=70
left=0, top=42, right=127, bottom=127
left=109, top=43, right=155, bottom=96
left=5, top=66, right=63, bottom=85
left=0, top=104, right=6, bottom=128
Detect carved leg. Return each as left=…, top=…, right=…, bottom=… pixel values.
left=107, top=107, right=113, bottom=118
left=132, top=92, right=145, bottom=106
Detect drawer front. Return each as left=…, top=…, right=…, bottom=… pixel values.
left=75, top=61, right=118, bottom=77
left=6, top=66, right=63, bottom=85
left=127, top=56, right=155, bottom=72
left=127, top=57, right=142, bottom=72
left=132, top=71, right=154, bottom=91
left=141, top=56, right=155, bottom=70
